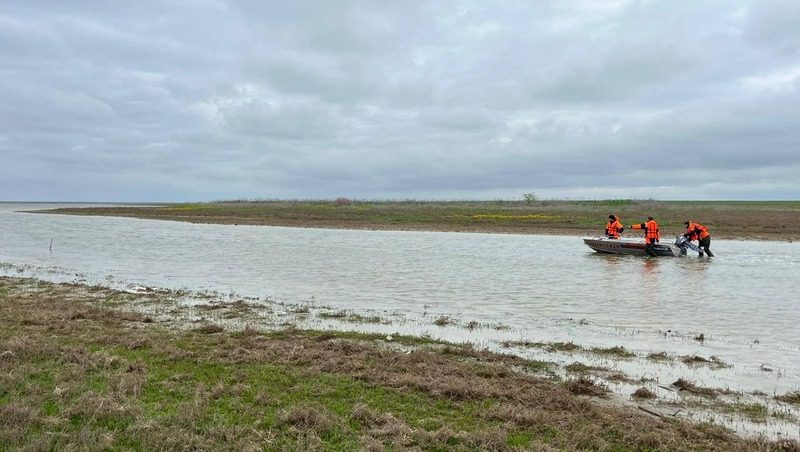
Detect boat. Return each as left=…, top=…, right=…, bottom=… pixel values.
left=583, top=236, right=687, bottom=257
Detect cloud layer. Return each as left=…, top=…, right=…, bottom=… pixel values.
left=2, top=0, right=799, bottom=201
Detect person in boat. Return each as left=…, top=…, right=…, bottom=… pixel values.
left=605, top=215, right=624, bottom=239
left=684, top=221, right=714, bottom=257
left=630, top=216, right=660, bottom=256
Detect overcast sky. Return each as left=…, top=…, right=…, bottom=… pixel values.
left=1, top=0, right=799, bottom=201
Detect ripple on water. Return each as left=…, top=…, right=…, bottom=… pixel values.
left=2, top=204, right=800, bottom=439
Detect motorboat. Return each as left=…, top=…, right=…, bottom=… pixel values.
left=583, top=235, right=690, bottom=257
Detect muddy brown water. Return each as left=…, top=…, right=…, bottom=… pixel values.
left=1, top=203, right=799, bottom=438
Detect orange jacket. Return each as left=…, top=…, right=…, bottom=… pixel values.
left=605, top=219, right=623, bottom=238
left=632, top=219, right=660, bottom=242
left=685, top=222, right=710, bottom=240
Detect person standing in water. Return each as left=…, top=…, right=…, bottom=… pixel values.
left=631, top=216, right=660, bottom=256
left=684, top=221, right=714, bottom=257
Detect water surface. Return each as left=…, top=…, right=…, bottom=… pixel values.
left=2, top=203, right=799, bottom=419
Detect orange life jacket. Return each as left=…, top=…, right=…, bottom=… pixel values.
left=605, top=219, right=623, bottom=238
left=686, top=222, right=710, bottom=240
left=645, top=219, right=659, bottom=241
left=632, top=220, right=660, bottom=242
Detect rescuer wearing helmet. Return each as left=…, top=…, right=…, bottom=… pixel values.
left=684, top=221, right=714, bottom=257
left=605, top=214, right=624, bottom=239
left=631, top=216, right=660, bottom=256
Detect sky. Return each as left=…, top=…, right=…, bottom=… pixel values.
left=1, top=0, right=799, bottom=202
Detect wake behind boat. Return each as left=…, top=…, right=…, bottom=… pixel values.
left=583, top=236, right=685, bottom=257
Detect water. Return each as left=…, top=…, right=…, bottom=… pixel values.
left=1, top=203, right=799, bottom=438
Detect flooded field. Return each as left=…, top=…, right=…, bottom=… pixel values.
left=1, top=203, right=799, bottom=439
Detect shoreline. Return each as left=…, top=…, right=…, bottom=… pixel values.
left=1, top=274, right=798, bottom=449
left=31, top=200, right=800, bottom=241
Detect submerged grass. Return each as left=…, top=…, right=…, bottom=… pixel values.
left=647, top=352, right=673, bottom=362
left=673, top=379, right=718, bottom=397
left=589, top=346, right=636, bottom=358
left=317, top=310, right=386, bottom=324
left=681, top=354, right=730, bottom=369
left=722, top=403, right=769, bottom=422
left=1, top=277, right=798, bottom=451
left=776, top=391, right=800, bottom=406
left=502, top=340, right=581, bottom=353
left=504, top=341, right=636, bottom=359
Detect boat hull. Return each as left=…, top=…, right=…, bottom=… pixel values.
left=583, top=237, right=682, bottom=257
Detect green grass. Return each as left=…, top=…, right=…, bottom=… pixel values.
left=2, top=336, right=509, bottom=450
left=589, top=346, right=635, bottom=358
left=317, top=310, right=385, bottom=324
left=722, top=403, right=769, bottom=422
left=41, top=199, right=800, bottom=240
left=2, top=277, right=796, bottom=451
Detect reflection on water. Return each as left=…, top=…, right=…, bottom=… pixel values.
left=1, top=203, right=799, bottom=437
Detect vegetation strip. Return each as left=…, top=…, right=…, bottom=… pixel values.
left=503, top=340, right=636, bottom=359
left=39, top=199, right=800, bottom=240
left=2, top=277, right=798, bottom=451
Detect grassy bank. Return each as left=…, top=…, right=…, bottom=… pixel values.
left=2, top=277, right=798, bottom=451
left=42, top=200, right=800, bottom=240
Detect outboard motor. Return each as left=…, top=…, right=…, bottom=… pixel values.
left=674, top=235, right=701, bottom=255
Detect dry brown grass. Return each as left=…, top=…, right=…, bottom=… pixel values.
left=673, top=378, right=718, bottom=397
left=1, top=276, right=798, bottom=451
left=565, top=376, right=609, bottom=397
left=279, top=405, right=340, bottom=435
left=776, top=391, right=800, bottom=406
left=192, top=323, right=225, bottom=334
left=646, top=351, right=672, bottom=361
left=632, top=387, right=657, bottom=399
left=681, top=354, right=730, bottom=368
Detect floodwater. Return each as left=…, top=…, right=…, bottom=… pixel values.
left=2, top=203, right=799, bottom=438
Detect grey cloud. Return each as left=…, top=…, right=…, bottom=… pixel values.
left=416, top=107, right=500, bottom=132
left=744, top=0, right=800, bottom=53
left=217, top=98, right=349, bottom=140
left=1, top=0, right=799, bottom=201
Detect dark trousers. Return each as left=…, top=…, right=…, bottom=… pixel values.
left=699, top=236, right=713, bottom=257
left=645, top=238, right=657, bottom=257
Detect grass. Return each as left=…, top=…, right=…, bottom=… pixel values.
left=503, top=342, right=637, bottom=360
left=646, top=352, right=673, bottom=362
left=776, top=391, right=800, bottom=406
left=318, top=310, right=386, bottom=324
left=1, top=277, right=798, bottom=451
left=433, top=315, right=456, bottom=326
left=589, top=346, right=636, bottom=358
left=502, top=340, right=581, bottom=353
left=564, top=362, right=610, bottom=373
left=672, top=379, right=718, bottom=397
left=564, top=377, right=608, bottom=397
left=681, top=355, right=730, bottom=369
left=38, top=199, right=800, bottom=240
left=632, top=388, right=657, bottom=400
left=721, top=403, right=769, bottom=422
